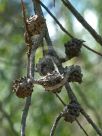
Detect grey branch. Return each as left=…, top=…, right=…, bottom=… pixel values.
left=76, top=119, right=89, bottom=136
left=21, top=1, right=46, bottom=136
left=61, top=0, right=102, bottom=47
left=21, top=96, right=31, bottom=136
left=80, top=108, right=102, bottom=136
left=50, top=112, right=63, bottom=136
left=39, top=1, right=73, bottom=38
left=40, top=1, right=102, bottom=57
left=20, top=44, right=35, bottom=136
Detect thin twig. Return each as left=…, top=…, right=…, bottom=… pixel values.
left=65, top=82, right=102, bottom=136
left=21, top=96, right=31, bottom=136
left=39, top=0, right=73, bottom=38
left=50, top=112, right=63, bottom=136
left=55, top=93, right=66, bottom=106
left=20, top=1, right=35, bottom=136
left=32, top=1, right=102, bottom=136
left=40, top=1, right=102, bottom=57
left=74, top=84, right=102, bottom=127
left=61, top=0, right=102, bottom=47
left=82, top=44, right=102, bottom=57
left=21, top=0, right=30, bottom=35
left=76, top=119, right=89, bottom=136
left=80, top=108, right=102, bottom=136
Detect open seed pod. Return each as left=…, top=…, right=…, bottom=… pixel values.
left=37, top=71, right=64, bottom=93
left=12, top=77, right=33, bottom=98
left=64, top=38, right=84, bottom=59
left=63, top=101, right=80, bottom=123
left=65, top=65, right=83, bottom=83
left=36, top=55, right=55, bottom=76
left=27, top=15, right=45, bottom=36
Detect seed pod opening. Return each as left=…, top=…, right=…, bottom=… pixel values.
left=12, top=77, right=33, bottom=98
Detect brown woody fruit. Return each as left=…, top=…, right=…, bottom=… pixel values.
left=36, top=71, right=63, bottom=93
left=12, top=77, right=33, bottom=98
left=64, top=101, right=80, bottom=123
left=36, top=55, right=55, bottom=76
left=65, top=65, right=83, bottom=83
left=27, top=15, right=45, bottom=36
left=43, top=71, right=63, bottom=93
left=64, top=38, right=84, bottom=59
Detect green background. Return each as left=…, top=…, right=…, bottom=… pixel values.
left=0, top=0, right=102, bottom=135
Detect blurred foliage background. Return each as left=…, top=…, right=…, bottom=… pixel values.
left=0, top=0, right=102, bottom=136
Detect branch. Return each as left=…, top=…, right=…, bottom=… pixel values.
left=76, top=119, right=89, bottom=136
left=21, top=0, right=30, bottom=35
left=39, top=1, right=73, bottom=38
left=80, top=108, right=102, bottom=136
left=50, top=112, right=63, bottom=136
left=20, top=1, right=35, bottom=136
left=20, top=38, right=35, bottom=136
left=65, top=82, right=77, bottom=102
left=64, top=83, right=102, bottom=136
left=40, top=1, right=102, bottom=57
left=82, top=44, right=102, bottom=57
left=75, top=84, right=102, bottom=127
left=61, top=0, right=102, bottom=47
left=21, top=96, right=32, bottom=136
left=31, top=1, right=102, bottom=136
left=55, top=93, right=66, bottom=106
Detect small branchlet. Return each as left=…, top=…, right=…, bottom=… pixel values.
left=64, top=38, right=84, bottom=59
left=12, top=77, right=33, bottom=98
left=50, top=101, right=81, bottom=136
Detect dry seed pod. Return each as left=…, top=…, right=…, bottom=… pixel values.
left=27, top=15, right=45, bottom=36
left=64, top=102, right=80, bottom=123
left=44, top=71, right=63, bottom=93
left=36, top=55, right=55, bottom=76
left=37, top=71, right=63, bottom=93
left=12, top=77, right=33, bottom=98
left=65, top=65, right=83, bottom=83
left=64, top=38, right=84, bottom=59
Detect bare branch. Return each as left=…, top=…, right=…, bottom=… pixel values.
left=75, top=84, right=102, bottom=127
left=50, top=112, right=63, bottom=136
left=22, top=1, right=102, bottom=136
left=21, top=96, right=31, bottom=136
left=80, top=108, right=102, bottom=136
left=61, top=0, right=102, bottom=47
left=20, top=1, right=35, bottom=136
left=76, top=119, right=89, bottom=136
left=39, top=1, right=73, bottom=38
left=65, top=83, right=102, bottom=136
left=55, top=93, right=66, bottom=106
left=82, top=44, right=102, bottom=57
left=40, top=1, right=102, bottom=57
left=21, top=0, right=30, bottom=35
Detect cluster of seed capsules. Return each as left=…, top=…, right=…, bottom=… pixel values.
left=12, top=20, right=83, bottom=98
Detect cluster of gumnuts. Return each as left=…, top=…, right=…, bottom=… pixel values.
left=12, top=38, right=83, bottom=100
